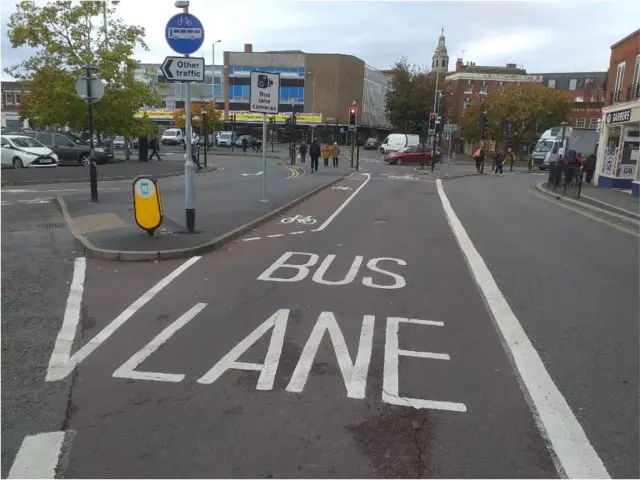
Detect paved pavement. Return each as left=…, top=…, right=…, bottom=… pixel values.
left=4, top=154, right=638, bottom=478
left=1, top=202, right=77, bottom=478
left=58, top=155, right=350, bottom=257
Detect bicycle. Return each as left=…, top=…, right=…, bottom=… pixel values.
left=563, top=167, right=583, bottom=198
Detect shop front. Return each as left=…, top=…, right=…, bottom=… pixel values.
left=594, top=102, right=640, bottom=196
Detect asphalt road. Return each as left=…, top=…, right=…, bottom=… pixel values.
left=1, top=201, right=77, bottom=478
left=4, top=157, right=638, bottom=478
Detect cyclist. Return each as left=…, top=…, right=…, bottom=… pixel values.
left=563, top=150, right=583, bottom=185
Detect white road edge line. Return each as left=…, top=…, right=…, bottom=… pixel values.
left=45, top=256, right=201, bottom=382
left=289, top=231, right=306, bottom=235
left=314, top=173, right=371, bottom=231
left=243, top=237, right=262, bottom=242
left=8, top=431, right=67, bottom=478
left=267, top=234, right=284, bottom=238
left=435, top=178, right=610, bottom=479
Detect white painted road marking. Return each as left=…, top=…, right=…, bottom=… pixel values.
left=8, top=431, right=68, bottom=478
left=382, top=317, right=466, bottom=412
left=46, top=256, right=201, bottom=382
left=286, top=312, right=374, bottom=399
left=280, top=214, right=317, bottom=225
left=197, top=309, right=290, bottom=390
left=258, top=252, right=407, bottom=289
left=314, top=173, right=371, bottom=231
left=113, top=303, right=208, bottom=382
left=436, top=178, right=610, bottom=478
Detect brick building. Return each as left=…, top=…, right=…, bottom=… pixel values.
left=595, top=28, right=640, bottom=194
left=1, top=81, right=30, bottom=129
left=534, top=72, right=607, bottom=130
left=443, top=60, right=542, bottom=151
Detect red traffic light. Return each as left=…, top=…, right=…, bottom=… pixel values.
left=349, top=108, right=357, bottom=114
left=430, top=113, right=436, bottom=120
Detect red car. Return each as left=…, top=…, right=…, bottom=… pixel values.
left=385, top=144, right=436, bottom=165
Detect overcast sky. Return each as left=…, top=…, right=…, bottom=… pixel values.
left=2, top=0, right=639, bottom=81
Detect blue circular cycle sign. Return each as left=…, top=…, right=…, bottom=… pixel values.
left=165, top=13, right=205, bottom=55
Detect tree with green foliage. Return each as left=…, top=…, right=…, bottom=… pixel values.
left=6, top=0, right=160, bottom=138
left=460, top=83, right=572, bottom=150
left=384, top=58, right=442, bottom=133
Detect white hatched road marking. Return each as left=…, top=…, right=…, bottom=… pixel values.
left=1, top=198, right=54, bottom=206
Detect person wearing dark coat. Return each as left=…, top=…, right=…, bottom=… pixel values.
left=308, top=140, right=321, bottom=173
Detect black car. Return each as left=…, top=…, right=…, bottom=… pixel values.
left=364, top=137, right=379, bottom=150
left=33, top=131, right=112, bottom=165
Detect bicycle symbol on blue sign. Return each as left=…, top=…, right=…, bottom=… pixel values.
left=165, top=13, right=205, bottom=55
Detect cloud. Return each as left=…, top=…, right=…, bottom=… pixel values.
left=2, top=0, right=640, bottom=81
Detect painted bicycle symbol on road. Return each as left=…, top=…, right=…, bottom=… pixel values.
left=280, top=215, right=317, bottom=225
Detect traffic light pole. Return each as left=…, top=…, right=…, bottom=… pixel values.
left=350, top=130, right=355, bottom=167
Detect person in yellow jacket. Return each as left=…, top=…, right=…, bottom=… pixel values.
left=331, top=142, right=340, bottom=167
left=322, top=143, right=331, bottom=168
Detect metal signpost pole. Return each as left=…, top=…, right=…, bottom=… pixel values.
left=85, top=64, right=98, bottom=202
left=202, top=106, right=207, bottom=168
left=262, top=113, right=267, bottom=202
left=165, top=1, right=205, bottom=233
left=249, top=70, right=280, bottom=204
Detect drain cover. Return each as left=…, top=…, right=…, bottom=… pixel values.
left=37, top=222, right=66, bottom=229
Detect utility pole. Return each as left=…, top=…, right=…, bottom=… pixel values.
left=85, top=64, right=98, bottom=202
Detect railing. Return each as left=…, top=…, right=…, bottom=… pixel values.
left=628, top=83, right=640, bottom=101
left=548, top=164, right=584, bottom=200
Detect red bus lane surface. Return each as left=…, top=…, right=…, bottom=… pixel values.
left=16, top=174, right=611, bottom=478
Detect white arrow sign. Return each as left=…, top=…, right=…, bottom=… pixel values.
left=241, top=171, right=264, bottom=176
left=161, top=56, right=205, bottom=83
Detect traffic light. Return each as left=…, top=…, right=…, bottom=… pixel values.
left=422, top=121, right=428, bottom=136
left=428, top=112, right=436, bottom=131
left=349, top=107, right=357, bottom=126
left=435, top=116, right=442, bottom=134
left=480, top=115, right=489, bottom=137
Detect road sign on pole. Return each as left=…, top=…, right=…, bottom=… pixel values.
left=165, top=13, right=205, bottom=55
left=249, top=70, right=280, bottom=203
left=249, top=71, right=280, bottom=114
left=161, top=57, right=205, bottom=83
left=443, top=124, right=458, bottom=134
left=75, top=76, right=105, bottom=102
left=348, top=124, right=356, bottom=132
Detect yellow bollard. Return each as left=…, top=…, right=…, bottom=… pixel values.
left=132, top=175, right=163, bottom=236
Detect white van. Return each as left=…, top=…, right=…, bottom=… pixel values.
left=161, top=128, right=184, bottom=146
left=380, top=134, right=419, bottom=154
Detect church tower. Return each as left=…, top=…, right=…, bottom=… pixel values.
left=431, top=27, right=449, bottom=73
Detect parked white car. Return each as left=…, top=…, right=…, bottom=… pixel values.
left=1, top=135, right=58, bottom=168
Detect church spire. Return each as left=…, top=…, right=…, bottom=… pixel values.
left=432, top=27, right=449, bottom=73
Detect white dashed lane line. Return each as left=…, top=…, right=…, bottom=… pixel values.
left=241, top=230, right=312, bottom=243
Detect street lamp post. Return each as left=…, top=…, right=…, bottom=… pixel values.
left=201, top=100, right=207, bottom=168
left=307, top=71, right=316, bottom=113
left=211, top=39, right=221, bottom=148
left=290, top=98, right=296, bottom=164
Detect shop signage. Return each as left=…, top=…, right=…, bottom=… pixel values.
left=134, top=109, right=323, bottom=124
left=620, top=165, right=636, bottom=179
left=605, top=109, right=631, bottom=124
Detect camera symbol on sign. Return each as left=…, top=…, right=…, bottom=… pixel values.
left=257, top=74, right=273, bottom=89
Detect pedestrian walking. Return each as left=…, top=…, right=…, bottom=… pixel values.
left=584, top=150, right=597, bottom=183
left=322, top=143, right=331, bottom=168
left=473, top=147, right=485, bottom=173
left=309, top=139, right=320, bottom=173
left=331, top=142, right=340, bottom=167
left=148, top=136, right=162, bottom=161
left=494, top=150, right=505, bottom=174
left=242, top=136, right=248, bottom=153
left=256, top=138, right=263, bottom=152
left=190, top=131, right=202, bottom=170
left=299, top=143, right=307, bottom=164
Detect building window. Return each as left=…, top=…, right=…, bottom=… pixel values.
left=547, top=79, right=556, bottom=88
left=568, top=78, right=577, bottom=90
left=613, top=61, right=625, bottom=103
left=575, top=118, right=586, bottom=128
left=3, top=91, right=14, bottom=104
left=14, top=92, right=21, bottom=104
left=585, top=78, right=594, bottom=88
left=464, top=80, right=473, bottom=94
left=479, top=82, right=488, bottom=95
left=589, top=117, right=599, bottom=129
